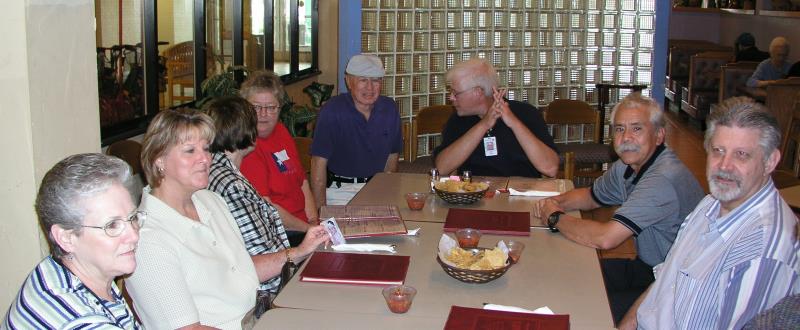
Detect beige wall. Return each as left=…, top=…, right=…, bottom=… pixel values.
left=0, top=0, right=101, bottom=307
left=719, top=14, right=800, bottom=63
left=283, top=0, right=339, bottom=104
left=670, top=11, right=800, bottom=64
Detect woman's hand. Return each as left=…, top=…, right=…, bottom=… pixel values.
left=295, top=225, right=330, bottom=257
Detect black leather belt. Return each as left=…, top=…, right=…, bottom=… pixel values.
left=331, top=175, right=371, bottom=183
left=327, top=172, right=372, bottom=188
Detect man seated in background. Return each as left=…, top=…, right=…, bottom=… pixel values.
left=622, top=97, right=799, bottom=329
left=434, top=58, right=558, bottom=177
left=747, top=37, right=792, bottom=87
left=310, top=54, right=403, bottom=206
left=733, top=32, right=770, bottom=63
left=533, top=93, right=705, bottom=324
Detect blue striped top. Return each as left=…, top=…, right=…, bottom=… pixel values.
left=2, top=256, right=139, bottom=329
left=638, top=180, right=799, bottom=329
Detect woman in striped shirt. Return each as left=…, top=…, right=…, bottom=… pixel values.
left=3, top=153, right=142, bottom=329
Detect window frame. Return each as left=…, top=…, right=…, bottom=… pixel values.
left=99, top=0, right=319, bottom=145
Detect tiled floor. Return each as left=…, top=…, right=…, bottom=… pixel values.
left=596, top=109, right=709, bottom=259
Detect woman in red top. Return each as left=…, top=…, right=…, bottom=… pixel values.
left=239, top=71, right=317, bottom=240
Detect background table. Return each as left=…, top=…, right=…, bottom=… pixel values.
left=273, top=221, right=614, bottom=329
left=349, top=172, right=573, bottom=225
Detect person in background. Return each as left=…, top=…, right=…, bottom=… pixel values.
left=205, top=96, right=329, bottom=296
left=533, top=93, right=705, bottom=325
left=127, top=108, right=328, bottom=329
left=747, top=37, right=792, bottom=87
left=434, top=58, right=559, bottom=177
left=239, top=71, right=316, bottom=246
left=310, top=54, right=403, bottom=206
left=733, top=32, right=770, bottom=63
left=3, top=153, right=141, bottom=329
left=622, top=97, right=799, bottom=329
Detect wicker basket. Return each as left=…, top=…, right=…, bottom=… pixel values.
left=433, top=187, right=487, bottom=205
left=436, top=250, right=511, bottom=284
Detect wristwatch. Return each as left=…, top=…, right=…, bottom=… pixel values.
left=547, top=211, right=565, bottom=233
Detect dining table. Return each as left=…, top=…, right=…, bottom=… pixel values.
left=348, top=172, right=573, bottom=225
left=255, top=172, right=614, bottom=329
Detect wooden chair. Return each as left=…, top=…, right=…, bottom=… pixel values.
left=773, top=94, right=800, bottom=189
left=294, top=136, right=313, bottom=174
left=411, top=105, right=454, bottom=161
left=162, top=41, right=194, bottom=106
left=544, top=99, right=616, bottom=187
left=106, top=140, right=143, bottom=175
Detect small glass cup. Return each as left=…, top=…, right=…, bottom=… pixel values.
left=506, top=241, right=526, bottom=264
left=382, top=285, right=417, bottom=314
left=455, top=228, right=482, bottom=248
left=405, top=192, right=427, bottom=210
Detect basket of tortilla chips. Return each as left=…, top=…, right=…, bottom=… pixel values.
left=436, top=234, right=511, bottom=284
left=433, top=180, right=489, bottom=205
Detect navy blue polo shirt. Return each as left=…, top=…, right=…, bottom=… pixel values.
left=311, top=93, right=403, bottom=178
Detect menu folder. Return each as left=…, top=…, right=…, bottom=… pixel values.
left=299, top=252, right=410, bottom=286
left=444, top=306, right=569, bottom=330
left=444, top=208, right=531, bottom=236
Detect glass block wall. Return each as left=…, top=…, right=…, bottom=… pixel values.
left=361, top=0, right=656, bottom=155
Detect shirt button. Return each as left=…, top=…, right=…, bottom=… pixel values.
left=212, top=241, right=217, bottom=246
left=231, top=266, right=237, bottom=272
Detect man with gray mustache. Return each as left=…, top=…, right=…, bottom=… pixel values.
left=533, top=93, right=704, bottom=325
left=624, top=97, right=799, bottom=329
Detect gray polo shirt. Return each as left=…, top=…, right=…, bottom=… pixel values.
left=590, top=144, right=704, bottom=267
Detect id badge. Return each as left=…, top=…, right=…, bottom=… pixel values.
left=321, top=218, right=346, bottom=246
left=483, top=136, right=498, bottom=157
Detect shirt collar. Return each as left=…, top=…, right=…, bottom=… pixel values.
left=623, top=144, right=666, bottom=184
left=703, top=179, right=777, bottom=240
left=140, top=186, right=212, bottom=238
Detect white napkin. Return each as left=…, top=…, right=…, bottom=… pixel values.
left=405, top=228, right=420, bottom=236
left=483, top=304, right=555, bottom=315
left=508, top=187, right=560, bottom=197
left=331, top=244, right=396, bottom=253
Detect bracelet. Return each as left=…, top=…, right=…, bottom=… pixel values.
left=284, top=248, right=295, bottom=265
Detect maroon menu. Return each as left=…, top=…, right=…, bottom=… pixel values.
left=444, top=208, right=531, bottom=236
left=299, top=252, right=410, bottom=286
left=444, top=306, right=569, bottom=330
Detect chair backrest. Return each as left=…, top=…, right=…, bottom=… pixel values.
left=294, top=136, right=313, bottom=174
left=544, top=99, right=601, bottom=144
left=719, top=61, right=759, bottom=103
left=411, top=105, right=454, bottom=160
left=106, top=140, right=143, bottom=175
left=162, top=41, right=194, bottom=78
left=780, top=93, right=800, bottom=175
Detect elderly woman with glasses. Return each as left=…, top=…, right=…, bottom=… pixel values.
left=238, top=71, right=317, bottom=244
left=3, top=153, right=142, bottom=329
left=203, top=95, right=329, bottom=298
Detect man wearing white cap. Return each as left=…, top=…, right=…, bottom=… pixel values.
left=310, top=54, right=403, bottom=206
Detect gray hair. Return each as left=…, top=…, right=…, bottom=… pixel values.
left=704, top=97, right=782, bottom=163
left=446, top=58, right=499, bottom=97
left=609, top=93, right=665, bottom=130
left=36, top=153, right=132, bottom=259
left=770, top=36, right=790, bottom=52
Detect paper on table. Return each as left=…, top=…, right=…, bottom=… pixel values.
left=508, top=188, right=561, bottom=197
left=406, top=227, right=420, bottom=236
left=331, top=244, right=396, bottom=253
left=483, top=304, right=555, bottom=315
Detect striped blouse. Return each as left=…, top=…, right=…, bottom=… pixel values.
left=638, top=180, right=800, bottom=329
left=2, top=256, right=139, bottom=329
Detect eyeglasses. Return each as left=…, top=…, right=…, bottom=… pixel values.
left=251, top=104, right=281, bottom=114
left=80, top=211, right=146, bottom=237
left=449, top=86, right=477, bottom=98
